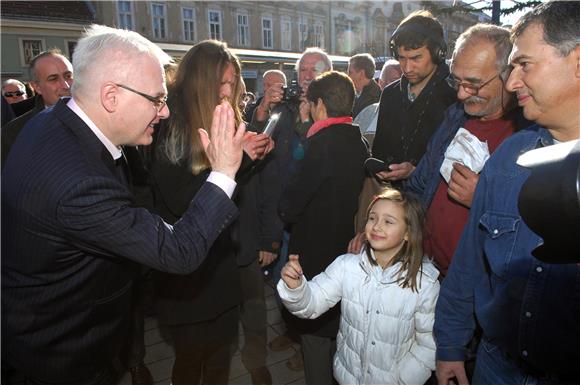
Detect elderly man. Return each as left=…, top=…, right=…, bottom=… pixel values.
left=405, top=24, right=528, bottom=276
left=1, top=24, right=244, bottom=385
left=2, top=49, right=73, bottom=167
left=378, top=59, right=402, bottom=89
left=347, top=53, right=381, bottom=118
left=1, top=79, right=28, bottom=104
left=434, top=2, right=580, bottom=384
left=245, top=69, right=286, bottom=123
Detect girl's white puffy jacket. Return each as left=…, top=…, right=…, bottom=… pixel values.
left=277, top=250, right=440, bottom=385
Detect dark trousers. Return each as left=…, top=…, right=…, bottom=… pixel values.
left=1, top=362, right=115, bottom=385
left=238, top=259, right=268, bottom=370
left=168, top=307, right=238, bottom=385
left=301, top=334, right=338, bottom=385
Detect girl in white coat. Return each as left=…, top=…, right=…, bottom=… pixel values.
left=278, top=188, right=440, bottom=385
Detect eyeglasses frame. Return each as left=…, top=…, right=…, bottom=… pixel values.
left=115, top=83, right=167, bottom=112
left=446, top=72, right=502, bottom=95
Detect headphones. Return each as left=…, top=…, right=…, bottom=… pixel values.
left=389, top=22, right=447, bottom=64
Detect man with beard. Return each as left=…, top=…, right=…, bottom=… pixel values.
left=405, top=24, right=530, bottom=276
left=371, top=10, right=456, bottom=185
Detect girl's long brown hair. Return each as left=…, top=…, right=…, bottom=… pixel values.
left=161, top=40, right=242, bottom=174
left=364, top=188, right=426, bottom=292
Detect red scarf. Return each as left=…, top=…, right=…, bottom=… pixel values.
left=306, top=116, right=353, bottom=138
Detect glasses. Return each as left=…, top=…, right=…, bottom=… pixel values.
left=3, top=91, right=25, bottom=97
left=115, top=83, right=167, bottom=112
left=446, top=72, right=501, bottom=95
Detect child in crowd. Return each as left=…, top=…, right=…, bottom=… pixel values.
left=278, top=188, right=440, bottom=385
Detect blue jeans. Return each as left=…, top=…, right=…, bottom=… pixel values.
left=473, top=340, right=569, bottom=385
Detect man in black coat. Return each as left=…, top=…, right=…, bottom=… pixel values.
left=1, top=25, right=245, bottom=385
left=372, top=10, right=456, bottom=185
left=348, top=53, right=381, bottom=118
left=1, top=49, right=73, bottom=168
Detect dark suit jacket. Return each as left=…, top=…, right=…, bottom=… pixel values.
left=372, top=63, right=456, bottom=167
left=1, top=98, right=238, bottom=383
left=352, top=79, right=381, bottom=118
left=279, top=122, right=368, bottom=336
left=1, top=95, right=45, bottom=168
left=148, top=146, right=241, bottom=325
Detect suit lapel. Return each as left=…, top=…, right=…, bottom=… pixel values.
left=52, top=98, right=121, bottom=181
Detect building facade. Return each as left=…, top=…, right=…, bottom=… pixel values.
left=1, top=1, right=490, bottom=94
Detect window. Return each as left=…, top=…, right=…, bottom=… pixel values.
left=262, top=17, right=273, bottom=49
left=65, top=40, right=77, bottom=60
left=182, top=7, right=196, bottom=42
left=117, top=1, right=133, bottom=30
left=20, top=39, right=44, bottom=65
left=299, top=23, right=308, bottom=51
left=151, top=3, right=166, bottom=39
left=237, top=13, right=250, bottom=47
left=281, top=17, right=292, bottom=51
left=314, top=23, right=324, bottom=48
left=208, top=10, right=222, bottom=40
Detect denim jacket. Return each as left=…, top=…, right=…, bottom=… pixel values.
left=434, top=125, right=580, bottom=379
left=404, top=103, right=467, bottom=209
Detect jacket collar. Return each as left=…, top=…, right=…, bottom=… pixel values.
left=399, top=62, right=451, bottom=105
left=53, top=98, right=118, bottom=172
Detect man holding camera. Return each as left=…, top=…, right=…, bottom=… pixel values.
left=250, top=47, right=333, bottom=378
left=250, top=47, right=333, bottom=261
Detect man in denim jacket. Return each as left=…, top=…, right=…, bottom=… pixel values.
left=434, top=2, right=580, bottom=384
left=405, top=24, right=523, bottom=277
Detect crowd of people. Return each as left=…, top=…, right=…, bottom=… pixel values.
left=1, top=1, right=578, bottom=385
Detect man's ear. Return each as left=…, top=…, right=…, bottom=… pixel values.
left=31, top=81, right=42, bottom=95
left=101, top=83, right=118, bottom=113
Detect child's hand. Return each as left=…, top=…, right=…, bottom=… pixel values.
left=281, top=254, right=303, bottom=289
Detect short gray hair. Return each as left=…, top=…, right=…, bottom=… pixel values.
left=71, top=24, right=172, bottom=96
left=296, top=47, right=332, bottom=72
left=263, top=69, right=287, bottom=84
left=380, top=59, right=401, bottom=77
left=453, top=24, right=512, bottom=79
left=2, top=79, right=26, bottom=91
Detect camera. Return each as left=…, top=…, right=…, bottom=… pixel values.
left=282, top=73, right=302, bottom=103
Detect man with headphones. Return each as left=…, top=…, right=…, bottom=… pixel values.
left=370, top=10, right=456, bottom=185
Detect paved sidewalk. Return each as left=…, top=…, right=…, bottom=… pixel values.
left=117, top=279, right=305, bottom=385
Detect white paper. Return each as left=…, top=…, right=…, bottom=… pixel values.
left=440, top=127, right=490, bottom=183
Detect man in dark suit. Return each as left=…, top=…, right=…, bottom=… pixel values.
left=1, top=24, right=245, bottom=385
left=348, top=53, right=381, bottom=118
left=2, top=49, right=73, bottom=168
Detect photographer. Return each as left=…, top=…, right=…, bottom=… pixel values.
left=250, top=47, right=333, bottom=374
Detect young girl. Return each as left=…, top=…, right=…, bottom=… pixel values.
left=278, top=188, right=440, bottom=385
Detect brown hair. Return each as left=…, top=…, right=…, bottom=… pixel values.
left=306, top=71, right=355, bottom=118
left=365, top=188, right=426, bottom=292
left=161, top=40, right=242, bottom=174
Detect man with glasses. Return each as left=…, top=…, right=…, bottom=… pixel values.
left=405, top=24, right=530, bottom=277
left=2, top=25, right=245, bottom=385
left=1, top=79, right=28, bottom=104
left=435, top=2, right=579, bottom=383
